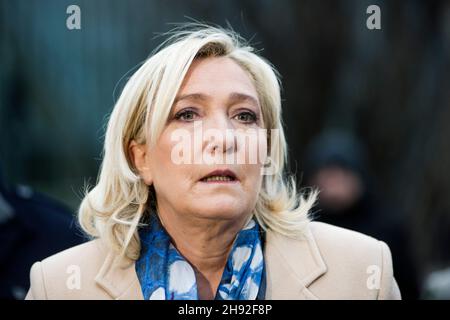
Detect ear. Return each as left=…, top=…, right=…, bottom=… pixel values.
left=128, top=140, right=153, bottom=185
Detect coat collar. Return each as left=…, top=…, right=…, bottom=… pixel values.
left=94, top=250, right=143, bottom=300
left=263, top=225, right=327, bottom=299
left=94, top=223, right=327, bottom=300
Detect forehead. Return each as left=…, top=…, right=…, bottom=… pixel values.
left=177, top=56, right=257, bottom=98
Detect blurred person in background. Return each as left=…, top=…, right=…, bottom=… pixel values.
left=303, top=129, right=420, bottom=299
left=421, top=267, right=450, bottom=299
left=0, top=164, right=86, bottom=299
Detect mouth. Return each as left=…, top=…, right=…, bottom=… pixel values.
left=199, top=169, right=238, bottom=183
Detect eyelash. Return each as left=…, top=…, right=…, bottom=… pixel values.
left=174, top=108, right=258, bottom=124
left=234, top=111, right=258, bottom=123
left=174, top=108, right=198, bottom=121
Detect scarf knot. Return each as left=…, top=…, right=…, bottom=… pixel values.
left=136, top=215, right=265, bottom=300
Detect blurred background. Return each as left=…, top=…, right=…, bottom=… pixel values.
left=1, top=0, right=449, bottom=299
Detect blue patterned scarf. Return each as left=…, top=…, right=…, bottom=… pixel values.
left=135, top=214, right=265, bottom=300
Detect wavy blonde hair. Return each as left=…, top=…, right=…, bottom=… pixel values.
left=78, top=24, right=318, bottom=260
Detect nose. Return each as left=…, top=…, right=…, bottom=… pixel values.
left=202, top=112, right=236, bottom=156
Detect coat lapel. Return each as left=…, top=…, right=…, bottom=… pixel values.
left=264, top=226, right=327, bottom=299
left=95, top=251, right=143, bottom=300
left=95, top=223, right=327, bottom=300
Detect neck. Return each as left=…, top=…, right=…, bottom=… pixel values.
left=158, top=211, right=247, bottom=273
left=157, top=209, right=249, bottom=299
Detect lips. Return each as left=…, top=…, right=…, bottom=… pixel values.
left=200, top=169, right=238, bottom=182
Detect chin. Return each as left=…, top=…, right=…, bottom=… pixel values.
left=193, top=201, right=247, bottom=221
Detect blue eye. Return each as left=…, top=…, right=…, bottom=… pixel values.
left=234, top=111, right=257, bottom=123
left=174, top=109, right=198, bottom=122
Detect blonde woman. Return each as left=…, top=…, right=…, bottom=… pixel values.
left=25, top=25, right=400, bottom=300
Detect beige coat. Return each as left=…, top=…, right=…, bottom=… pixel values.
left=25, top=221, right=401, bottom=300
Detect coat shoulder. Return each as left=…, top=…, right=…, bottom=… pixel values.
left=26, top=239, right=109, bottom=299
left=307, top=221, right=387, bottom=277
left=41, top=239, right=106, bottom=267
left=306, top=221, right=401, bottom=299
left=40, top=238, right=107, bottom=274
left=308, top=221, right=383, bottom=255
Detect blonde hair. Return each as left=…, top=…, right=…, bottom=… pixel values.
left=78, top=23, right=318, bottom=260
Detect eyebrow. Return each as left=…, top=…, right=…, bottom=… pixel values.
left=228, top=92, right=260, bottom=108
left=173, top=92, right=260, bottom=107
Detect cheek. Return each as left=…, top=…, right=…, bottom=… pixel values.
left=240, top=132, right=266, bottom=200
left=149, top=134, right=185, bottom=185
left=242, top=168, right=263, bottom=212
left=241, top=164, right=263, bottom=196
left=235, top=128, right=268, bottom=166
left=151, top=140, right=173, bottom=172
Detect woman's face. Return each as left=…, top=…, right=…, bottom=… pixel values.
left=140, top=57, right=267, bottom=222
